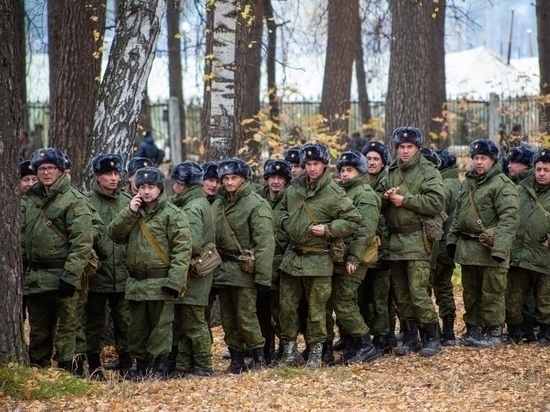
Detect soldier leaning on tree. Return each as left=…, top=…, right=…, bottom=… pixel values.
left=108, top=167, right=191, bottom=381
left=447, top=139, right=519, bottom=348
left=505, top=148, right=550, bottom=347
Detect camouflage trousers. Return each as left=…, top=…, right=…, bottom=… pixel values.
left=219, top=286, right=265, bottom=351
left=430, top=260, right=457, bottom=319
left=279, top=272, right=332, bottom=345
left=128, top=300, right=174, bottom=360
left=85, top=292, right=129, bottom=355
left=74, top=292, right=87, bottom=354
left=506, top=267, right=550, bottom=325
left=326, top=273, right=368, bottom=339
left=27, top=291, right=79, bottom=364
left=390, top=260, right=438, bottom=324
left=462, top=265, right=507, bottom=327
left=359, top=268, right=392, bottom=335
left=173, top=304, right=212, bottom=372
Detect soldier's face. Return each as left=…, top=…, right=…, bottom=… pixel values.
left=173, top=182, right=187, bottom=195
left=397, top=143, right=418, bottom=163
left=222, top=174, right=245, bottom=194
left=36, top=162, right=62, bottom=187
left=138, top=184, right=161, bottom=203
left=305, top=161, right=325, bottom=182
left=20, top=175, right=38, bottom=195
left=507, top=161, right=528, bottom=177
left=339, top=165, right=360, bottom=183
left=535, top=161, right=550, bottom=186
left=472, top=154, right=495, bottom=175
left=366, top=151, right=384, bottom=175
left=203, top=178, right=221, bottom=196
left=291, top=163, right=303, bottom=179
left=267, top=175, right=286, bottom=194
left=96, top=170, right=120, bottom=193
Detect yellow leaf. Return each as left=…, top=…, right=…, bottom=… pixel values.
left=174, top=33, right=182, bottom=39
left=253, top=133, right=262, bottom=142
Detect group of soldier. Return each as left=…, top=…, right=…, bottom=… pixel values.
left=18, top=125, right=550, bottom=382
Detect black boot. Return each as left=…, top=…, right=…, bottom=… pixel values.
left=419, top=323, right=442, bottom=357
left=280, top=340, right=305, bottom=367
left=322, top=340, right=335, bottom=364
left=333, top=336, right=347, bottom=352
left=57, top=360, right=74, bottom=374
left=125, top=358, right=148, bottom=382
left=521, top=316, right=538, bottom=343
left=461, top=324, right=482, bottom=346
left=473, top=326, right=503, bottom=348
left=537, top=324, right=550, bottom=347
left=227, top=348, right=247, bottom=374
left=87, top=352, right=105, bottom=381
left=103, top=357, right=121, bottom=370
left=306, top=342, right=323, bottom=369
left=505, top=324, right=523, bottom=344
left=352, top=333, right=380, bottom=364
left=372, top=334, right=392, bottom=355
left=167, top=346, right=178, bottom=374
left=342, top=335, right=359, bottom=365
left=394, top=321, right=421, bottom=356
left=441, top=316, right=457, bottom=346
left=150, top=355, right=170, bottom=380
left=119, top=352, right=133, bottom=377
left=250, top=348, right=267, bottom=370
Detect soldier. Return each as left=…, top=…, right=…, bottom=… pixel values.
left=213, top=158, right=275, bottom=373
left=125, top=157, right=154, bottom=196
left=84, top=154, right=132, bottom=380
left=325, top=150, right=380, bottom=365
left=380, top=127, right=446, bottom=357
left=505, top=148, right=550, bottom=346
left=278, top=143, right=362, bottom=369
left=201, top=161, right=221, bottom=204
left=20, top=160, right=38, bottom=196
left=169, top=162, right=215, bottom=377
left=22, top=148, right=94, bottom=373
left=432, top=149, right=461, bottom=345
left=507, top=145, right=535, bottom=183
left=284, top=146, right=304, bottom=179
left=447, top=139, right=519, bottom=347
left=108, top=167, right=191, bottom=380
left=257, top=159, right=292, bottom=364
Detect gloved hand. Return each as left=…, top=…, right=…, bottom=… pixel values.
left=255, top=283, right=271, bottom=297
left=492, top=255, right=505, bottom=264
left=58, top=280, right=76, bottom=298
left=446, top=244, right=457, bottom=258
left=161, top=286, right=180, bottom=299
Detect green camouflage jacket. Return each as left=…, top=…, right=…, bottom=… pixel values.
left=107, top=193, right=191, bottom=301
left=85, top=182, right=131, bottom=293
left=279, top=168, right=362, bottom=277
left=171, top=185, right=214, bottom=306
left=22, top=173, right=94, bottom=294
left=447, top=164, right=519, bottom=267
left=380, top=151, right=446, bottom=261
left=510, top=168, right=534, bottom=184
left=212, top=180, right=275, bottom=288
left=510, top=176, right=550, bottom=275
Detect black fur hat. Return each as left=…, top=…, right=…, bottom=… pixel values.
left=127, top=157, right=154, bottom=177
left=202, top=162, right=219, bottom=180
left=263, top=159, right=292, bottom=181
left=469, top=139, right=499, bottom=161
left=218, top=158, right=250, bottom=180
left=361, top=141, right=392, bottom=166
left=20, top=160, right=36, bottom=178
left=507, top=145, right=535, bottom=167
left=420, top=148, right=442, bottom=168
left=391, top=127, right=423, bottom=148
left=30, top=148, right=66, bottom=172
left=172, top=161, right=204, bottom=186
left=92, top=154, right=124, bottom=175
left=534, top=148, right=550, bottom=165
left=63, top=153, right=72, bottom=170
left=134, top=167, right=166, bottom=189
left=284, top=147, right=301, bottom=165
left=435, top=149, right=457, bottom=171
left=299, top=143, right=330, bottom=167
left=336, top=150, right=368, bottom=174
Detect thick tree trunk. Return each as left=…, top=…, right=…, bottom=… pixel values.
left=355, top=13, right=371, bottom=128
left=0, top=0, right=27, bottom=364
left=429, top=0, right=446, bottom=147
left=385, top=0, right=438, bottom=145
left=537, top=0, right=550, bottom=133
left=320, top=0, right=357, bottom=141
left=167, top=0, right=186, bottom=157
left=264, top=0, right=279, bottom=136
left=206, top=0, right=237, bottom=161
left=47, top=0, right=65, bottom=106
left=82, top=0, right=167, bottom=187
left=49, top=0, right=106, bottom=186
left=15, top=0, right=27, bottom=131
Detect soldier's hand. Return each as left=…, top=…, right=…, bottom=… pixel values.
left=58, top=280, right=76, bottom=298
left=311, top=224, right=325, bottom=237
left=346, top=262, right=357, bottom=275
left=161, top=286, right=179, bottom=299
left=389, top=192, right=404, bottom=207
left=130, top=193, right=142, bottom=212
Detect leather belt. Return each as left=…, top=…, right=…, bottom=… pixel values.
left=388, top=223, right=423, bottom=234
left=290, top=243, right=328, bottom=256
left=460, top=232, right=480, bottom=240
left=27, top=260, right=66, bottom=269
left=129, top=269, right=169, bottom=280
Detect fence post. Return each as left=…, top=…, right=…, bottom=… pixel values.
left=168, top=97, right=182, bottom=164
left=488, top=93, right=500, bottom=140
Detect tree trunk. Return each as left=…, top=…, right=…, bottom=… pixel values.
left=385, top=0, right=441, bottom=145
left=355, top=13, right=371, bottom=129
left=320, top=0, right=357, bottom=142
left=0, top=0, right=27, bottom=364
left=537, top=0, right=550, bottom=133
left=47, top=0, right=65, bottom=106
left=201, top=2, right=214, bottom=155
left=15, top=0, right=27, bottom=131
left=82, top=0, right=167, bottom=188
left=264, top=0, right=279, bottom=136
left=206, top=0, right=237, bottom=161
left=429, top=0, right=446, bottom=148
left=49, top=0, right=106, bottom=186
left=167, top=0, right=186, bottom=158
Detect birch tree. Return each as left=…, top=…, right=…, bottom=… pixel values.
left=537, top=0, right=550, bottom=134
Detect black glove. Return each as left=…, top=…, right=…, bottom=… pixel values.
left=255, top=283, right=271, bottom=297
left=492, top=255, right=505, bottom=264
left=161, top=286, right=179, bottom=299
left=58, top=280, right=76, bottom=298
left=446, top=244, right=457, bottom=258
left=209, top=287, right=220, bottom=297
